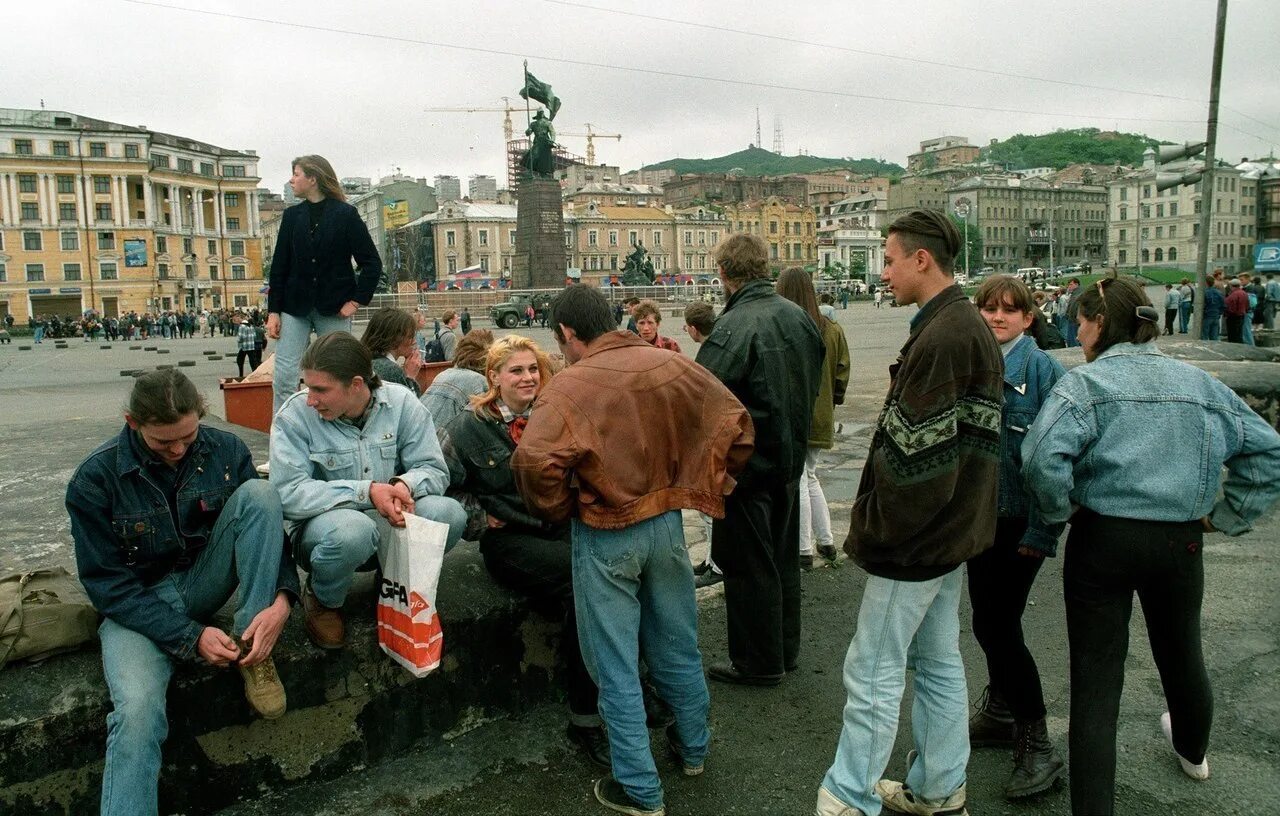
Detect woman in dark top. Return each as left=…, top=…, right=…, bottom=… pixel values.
left=360, top=308, right=424, bottom=397
left=439, top=335, right=607, bottom=768
left=266, top=155, right=382, bottom=415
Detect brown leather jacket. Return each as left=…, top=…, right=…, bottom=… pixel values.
left=511, top=331, right=754, bottom=530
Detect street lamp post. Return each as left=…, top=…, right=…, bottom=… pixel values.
left=954, top=201, right=971, bottom=275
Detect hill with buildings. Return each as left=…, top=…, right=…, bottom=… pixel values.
left=982, top=128, right=1161, bottom=170
left=640, top=146, right=903, bottom=177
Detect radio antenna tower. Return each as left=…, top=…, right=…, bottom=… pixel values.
left=772, top=115, right=784, bottom=155
left=755, top=107, right=762, bottom=149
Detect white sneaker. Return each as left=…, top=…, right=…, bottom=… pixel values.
left=815, top=786, right=865, bottom=816
left=1160, top=711, right=1209, bottom=780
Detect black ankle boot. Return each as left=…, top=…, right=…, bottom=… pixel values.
left=969, top=685, right=1015, bottom=748
left=1006, top=718, right=1065, bottom=799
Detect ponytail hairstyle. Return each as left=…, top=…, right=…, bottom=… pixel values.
left=300, top=332, right=381, bottom=389
left=1075, top=276, right=1160, bottom=356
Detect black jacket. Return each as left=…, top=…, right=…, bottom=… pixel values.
left=695, top=278, right=823, bottom=490
left=267, top=199, right=382, bottom=317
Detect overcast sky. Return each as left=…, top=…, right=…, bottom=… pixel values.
left=8, top=0, right=1280, bottom=190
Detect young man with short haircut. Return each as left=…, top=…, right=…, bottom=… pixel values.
left=512, top=284, right=753, bottom=816
left=68, top=370, right=297, bottom=816
left=816, top=210, right=1003, bottom=816
left=270, top=332, right=466, bottom=649
left=438, top=310, right=460, bottom=361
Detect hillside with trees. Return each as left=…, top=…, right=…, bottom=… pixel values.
left=639, top=145, right=903, bottom=177
left=982, top=128, right=1162, bottom=170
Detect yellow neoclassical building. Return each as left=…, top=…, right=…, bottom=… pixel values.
left=723, top=196, right=818, bottom=270
left=0, top=108, right=266, bottom=321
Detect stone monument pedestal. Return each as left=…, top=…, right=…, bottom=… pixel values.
left=513, top=176, right=566, bottom=290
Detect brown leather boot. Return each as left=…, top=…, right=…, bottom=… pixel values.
left=303, top=584, right=345, bottom=650
left=969, top=685, right=1015, bottom=748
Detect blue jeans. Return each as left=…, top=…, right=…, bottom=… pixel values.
left=572, top=512, right=710, bottom=811
left=272, top=309, right=353, bottom=415
left=1179, top=301, right=1192, bottom=333
left=33, top=325, right=44, bottom=343
left=820, top=570, right=969, bottom=816
left=294, top=496, right=466, bottom=607
left=97, top=480, right=286, bottom=816
left=1201, top=314, right=1221, bottom=341
left=1065, top=319, right=1079, bottom=347
left=1243, top=310, right=1255, bottom=345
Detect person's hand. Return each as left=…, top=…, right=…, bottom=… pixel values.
left=487, top=514, right=507, bottom=529
left=371, top=481, right=406, bottom=527
left=1201, top=516, right=1217, bottom=533
left=389, top=480, right=415, bottom=516
left=403, top=347, right=424, bottom=378
left=1017, top=546, right=1047, bottom=559
left=339, top=300, right=359, bottom=318
left=239, top=592, right=291, bottom=667
left=266, top=313, right=281, bottom=340
left=197, top=626, right=241, bottom=667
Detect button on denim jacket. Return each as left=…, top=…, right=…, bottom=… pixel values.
left=270, top=382, right=451, bottom=521
left=1022, top=342, right=1280, bottom=534
left=999, top=335, right=1068, bottom=555
left=66, top=425, right=296, bottom=660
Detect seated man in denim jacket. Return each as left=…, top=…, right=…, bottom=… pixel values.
left=270, top=331, right=467, bottom=649
left=67, top=370, right=297, bottom=816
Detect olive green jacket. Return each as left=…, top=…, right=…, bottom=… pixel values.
left=809, top=318, right=850, bottom=449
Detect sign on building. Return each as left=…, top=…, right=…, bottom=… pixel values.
left=124, top=239, right=148, bottom=267
left=1254, top=241, right=1280, bottom=273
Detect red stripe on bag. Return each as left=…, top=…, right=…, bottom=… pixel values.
left=377, top=604, right=443, bottom=668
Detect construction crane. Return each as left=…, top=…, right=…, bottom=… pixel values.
left=557, top=124, right=622, bottom=166
left=422, top=97, right=521, bottom=142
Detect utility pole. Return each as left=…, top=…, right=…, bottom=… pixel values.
left=1192, top=0, right=1228, bottom=338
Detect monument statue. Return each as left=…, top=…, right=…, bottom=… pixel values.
left=525, top=110, right=556, bottom=178
left=620, top=241, right=656, bottom=285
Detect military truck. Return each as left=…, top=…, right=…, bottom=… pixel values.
left=489, top=292, right=553, bottom=329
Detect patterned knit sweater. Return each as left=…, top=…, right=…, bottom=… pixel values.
left=845, top=285, right=1003, bottom=581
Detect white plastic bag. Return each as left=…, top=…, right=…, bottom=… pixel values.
left=375, top=513, right=447, bottom=677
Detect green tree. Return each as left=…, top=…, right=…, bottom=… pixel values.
left=848, top=254, right=867, bottom=281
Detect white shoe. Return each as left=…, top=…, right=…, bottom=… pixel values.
left=815, top=786, right=865, bottom=816
left=1160, top=712, right=1209, bottom=780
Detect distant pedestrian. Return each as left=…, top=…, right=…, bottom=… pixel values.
left=1201, top=278, right=1225, bottom=341
left=1224, top=278, right=1248, bottom=343
left=1178, top=278, right=1194, bottom=333
left=460, top=307, right=471, bottom=335
left=874, top=288, right=884, bottom=308
left=236, top=318, right=258, bottom=379
left=1163, top=284, right=1179, bottom=335
left=266, top=155, right=382, bottom=415
left=1264, top=273, right=1280, bottom=330
left=818, top=292, right=837, bottom=322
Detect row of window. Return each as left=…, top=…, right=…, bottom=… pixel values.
left=10, top=139, right=140, bottom=159
left=0, top=231, right=246, bottom=256
left=0, top=261, right=249, bottom=283
left=11, top=174, right=247, bottom=206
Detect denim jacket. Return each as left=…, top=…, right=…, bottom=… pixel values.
left=999, top=335, right=1068, bottom=555
left=270, top=382, right=450, bottom=521
left=1022, top=342, right=1280, bottom=534
left=66, top=425, right=298, bottom=661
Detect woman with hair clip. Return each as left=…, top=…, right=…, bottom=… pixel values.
left=361, top=308, right=424, bottom=396
left=267, top=154, right=383, bottom=415
left=438, top=335, right=609, bottom=769
left=774, top=267, right=849, bottom=570
left=1022, top=276, right=1280, bottom=816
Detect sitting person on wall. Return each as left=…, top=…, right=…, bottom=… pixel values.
left=421, top=329, right=494, bottom=432
left=67, top=370, right=297, bottom=816
left=269, top=332, right=467, bottom=650
left=633, top=298, right=682, bottom=352
left=361, top=307, right=425, bottom=396
left=439, top=334, right=610, bottom=768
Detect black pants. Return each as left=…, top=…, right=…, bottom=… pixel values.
left=1225, top=314, right=1244, bottom=343
left=712, top=480, right=801, bottom=676
left=480, top=525, right=599, bottom=719
left=967, top=516, right=1047, bottom=721
left=1164, top=307, right=1177, bottom=335
left=1065, top=511, right=1210, bottom=816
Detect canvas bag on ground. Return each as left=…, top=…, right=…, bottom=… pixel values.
left=375, top=513, right=448, bottom=677
left=0, top=567, right=99, bottom=669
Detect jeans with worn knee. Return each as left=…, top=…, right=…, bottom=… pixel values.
left=572, top=511, right=710, bottom=811
left=98, top=480, right=286, bottom=816
left=820, top=569, right=969, bottom=816
left=294, top=495, right=466, bottom=607
left=272, top=310, right=352, bottom=416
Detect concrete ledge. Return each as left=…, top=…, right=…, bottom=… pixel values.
left=0, top=545, right=571, bottom=815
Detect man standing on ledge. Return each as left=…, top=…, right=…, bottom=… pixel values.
left=816, top=210, right=1002, bottom=816
left=696, top=234, right=823, bottom=686
left=267, top=155, right=382, bottom=415
left=512, top=284, right=753, bottom=816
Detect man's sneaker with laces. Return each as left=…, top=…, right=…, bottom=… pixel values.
left=874, top=778, right=968, bottom=816
left=239, top=656, right=286, bottom=719
left=815, top=785, right=866, bottom=816
left=1160, top=711, right=1209, bottom=780
left=593, top=775, right=664, bottom=816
